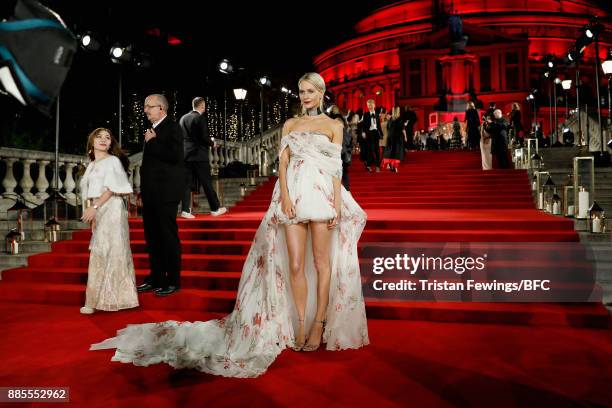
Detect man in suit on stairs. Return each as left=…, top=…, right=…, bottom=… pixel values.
left=361, top=99, right=382, bottom=172
left=137, top=94, right=184, bottom=297
left=179, top=97, right=227, bottom=218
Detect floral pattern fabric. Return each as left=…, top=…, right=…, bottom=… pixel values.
left=91, top=131, right=369, bottom=378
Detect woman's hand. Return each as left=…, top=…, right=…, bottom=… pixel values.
left=81, top=206, right=97, bottom=223
left=328, top=205, right=341, bottom=229
left=281, top=196, right=295, bottom=219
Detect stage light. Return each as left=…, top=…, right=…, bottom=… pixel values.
left=281, top=86, right=290, bottom=94
left=218, top=58, right=233, bottom=74
left=548, top=61, right=554, bottom=68
left=544, top=71, right=550, bottom=78
left=562, top=79, right=572, bottom=90
left=259, top=76, right=271, bottom=87
left=110, top=45, right=131, bottom=63
left=79, top=33, right=100, bottom=51
left=567, top=48, right=581, bottom=62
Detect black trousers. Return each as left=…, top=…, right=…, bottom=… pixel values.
left=182, top=161, right=220, bottom=213
left=366, top=131, right=381, bottom=167
left=142, top=196, right=181, bottom=288
left=342, top=162, right=350, bottom=191
left=493, top=147, right=510, bottom=169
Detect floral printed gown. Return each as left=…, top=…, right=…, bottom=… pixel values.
left=91, top=131, right=369, bottom=378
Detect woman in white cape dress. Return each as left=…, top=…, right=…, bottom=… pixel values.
left=91, top=73, right=369, bottom=378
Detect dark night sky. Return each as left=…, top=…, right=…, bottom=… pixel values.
left=0, top=0, right=392, bottom=153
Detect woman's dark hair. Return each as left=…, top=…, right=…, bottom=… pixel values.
left=86, top=127, right=130, bottom=173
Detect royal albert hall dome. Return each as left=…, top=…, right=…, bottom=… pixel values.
left=314, top=0, right=611, bottom=131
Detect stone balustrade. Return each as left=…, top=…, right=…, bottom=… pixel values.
left=0, top=125, right=282, bottom=219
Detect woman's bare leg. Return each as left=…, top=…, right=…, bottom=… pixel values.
left=304, top=221, right=333, bottom=350
left=284, top=223, right=309, bottom=349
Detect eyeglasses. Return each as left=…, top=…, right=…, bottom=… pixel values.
left=144, top=104, right=161, bottom=109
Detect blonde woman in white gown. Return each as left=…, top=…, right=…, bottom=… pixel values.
left=80, top=128, right=138, bottom=314
left=91, top=73, right=369, bottom=378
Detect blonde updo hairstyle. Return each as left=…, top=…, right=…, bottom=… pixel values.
left=298, top=72, right=326, bottom=116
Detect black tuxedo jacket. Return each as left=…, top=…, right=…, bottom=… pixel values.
left=140, top=116, right=184, bottom=202
left=180, top=110, right=213, bottom=162
left=360, top=111, right=382, bottom=139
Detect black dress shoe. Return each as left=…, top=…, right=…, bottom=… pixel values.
left=155, top=286, right=180, bottom=296
left=137, top=283, right=157, bottom=293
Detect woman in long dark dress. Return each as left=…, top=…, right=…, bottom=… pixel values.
left=449, top=117, right=463, bottom=149
left=509, top=102, right=523, bottom=146
left=465, top=101, right=481, bottom=149
left=381, top=106, right=406, bottom=172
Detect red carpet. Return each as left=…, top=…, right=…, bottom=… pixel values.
left=1, top=150, right=610, bottom=406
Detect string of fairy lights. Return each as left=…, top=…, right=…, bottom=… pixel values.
left=124, top=91, right=293, bottom=148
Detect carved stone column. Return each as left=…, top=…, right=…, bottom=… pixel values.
left=2, top=158, right=18, bottom=198
left=19, top=159, right=35, bottom=201
left=35, top=160, right=50, bottom=200
left=63, top=162, right=77, bottom=201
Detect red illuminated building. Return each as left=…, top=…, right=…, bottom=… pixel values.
left=315, top=0, right=611, bottom=132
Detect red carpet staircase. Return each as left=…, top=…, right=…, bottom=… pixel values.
left=1, top=150, right=609, bottom=327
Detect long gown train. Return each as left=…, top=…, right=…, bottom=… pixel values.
left=91, top=131, right=369, bottom=378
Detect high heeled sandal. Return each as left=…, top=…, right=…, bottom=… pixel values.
left=291, top=319, right=306, bottom=351
left=302, top=320, right=325, bottom=352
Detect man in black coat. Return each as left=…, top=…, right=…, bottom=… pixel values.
left=360, top=99, right=382, bottom=172
left=179, top=97, right=227, bottom=218
left=485, top=110, right=510, bottom=169
left=137, top=93, right=184, bottom=296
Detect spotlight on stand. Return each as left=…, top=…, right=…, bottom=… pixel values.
left=218, top=58, right=233, bottom=74
left=110, top=45, right=131, bottom=63
left=584, top=18, right=603, bottom=40
left=79, top=33, right=100, bottom=51
left=258, top=76, right=271, bottom=87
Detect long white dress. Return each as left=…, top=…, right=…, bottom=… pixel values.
left=91, top=131, right=369, bottom=378
left=80, top=155, right=138, bottom=311
left=480, top=133, right=493, bottom=170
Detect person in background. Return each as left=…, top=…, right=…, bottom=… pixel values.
left=179, top=97, right=227, bottom=218
left=137, top=93, right=184, bottom=297
left=361, top=100, right=382, bottom=172
left=381, top=106, right=406, bottom=172
left=79, top=127, right=138, bottom=314
left=465, top=101, right=481, bottom=149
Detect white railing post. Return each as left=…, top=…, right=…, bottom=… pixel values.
left=35, top=160, right=50, bottom=200
left=2, top=157, right=18, bottom=198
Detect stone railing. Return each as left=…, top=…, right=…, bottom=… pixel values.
left=564, top=110, right=611, bottom=152
left=0, top=147, right=85, bottom=217
left=0, top=125, right=283, bottom=219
